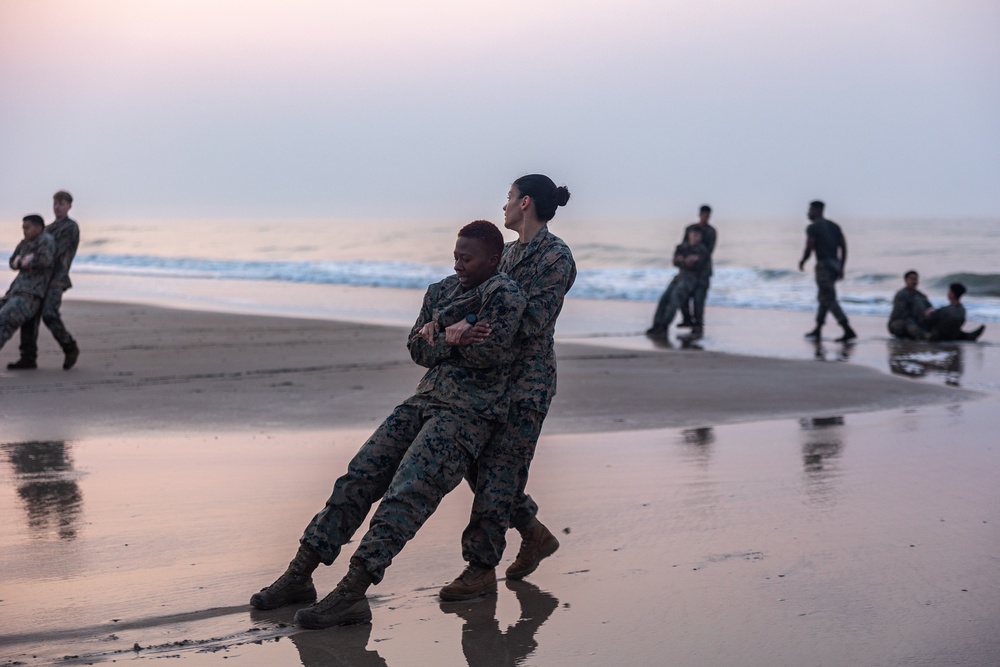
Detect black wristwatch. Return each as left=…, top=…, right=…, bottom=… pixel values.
left=465, top=313, right=478, bottom=325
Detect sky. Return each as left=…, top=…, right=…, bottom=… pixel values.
left=1, top=0, right=998, bottom=223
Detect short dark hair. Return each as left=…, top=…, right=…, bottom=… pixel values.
left=512, top=174, right=570, bottom=222
left=699, top=205, right=711, bottom=214
left=22, top=214, right=45, bottom=228
left=458, top=220, right=504, bottom=258
left=53, top=190, right=73, bottom=204
left=904, top=270, right=918, bottom=280
left=809, top=200, right=825, bottom=213
left=950, top=283, right=966, bottom=299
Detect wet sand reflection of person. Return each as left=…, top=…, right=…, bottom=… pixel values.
left=2, top=440, right=83, bottom=540
left=679, top=427, right=715, bottom=468
left=811, top=339, right=855, bottom=362
left=289, top=623, right=387, bottom=667
left=798, top=417, right=845, bottom=508
left=439, top=580, right=559, bottom=667
left=887, top=339, right=964, bottom=386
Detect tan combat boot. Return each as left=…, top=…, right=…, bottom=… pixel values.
left=250, top=544, right=321, bottom=610
left=294, top=560, right=374, bottom=629
left=505, top=517, right=559, bottom=580
left=439, top=564, right=497, bottom=601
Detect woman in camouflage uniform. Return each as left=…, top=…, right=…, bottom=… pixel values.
left=440, top=174, right=577, bottom=601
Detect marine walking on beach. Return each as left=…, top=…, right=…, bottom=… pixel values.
left=647, top=226, right=710, bottom=340
left=1, top=216, right=56, bottom=354
left=798, top=200, right=857, bottom=342
left=438, top=174, right=576, bottom=602
left=7, top=190, right=80, bottom=371
left=249, top=220, right=527, bottom=629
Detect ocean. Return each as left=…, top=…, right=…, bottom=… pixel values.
left=3, top=215, right=998, bottom=323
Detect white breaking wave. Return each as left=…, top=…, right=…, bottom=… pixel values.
left=64, top=253, right=1000, bottom=323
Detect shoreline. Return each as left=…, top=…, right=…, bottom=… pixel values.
left=0, top=299, right=979, bottom=441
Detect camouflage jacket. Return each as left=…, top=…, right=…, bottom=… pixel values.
left=408, top=272, right=526, bottom=422
left=926, top=303, right=965, bottom=329
left=46, top=217, right=80, bottom=291
left=499, top=226, right=577, bottom=414
left=672, top=241, right=709, bottom=277
left=7, top=233, right=56, bottom=299
left=682, top=222, right=716, bottom=277
left=889, top=287, right=932, bottom=324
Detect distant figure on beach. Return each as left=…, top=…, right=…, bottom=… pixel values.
left=646, top=226, right=709, bottom=340
left=798, top=200, right=857, bottom=342
left=888, top=271, right=933, bottom=339
left=678, top=205, right=716, bottom=333
left=924, top=283, right=985, bottom=342
left=7, top=191, right=80, bottom=371
left=438, top=174, right=575, bottom=602
left=250, top=220, right=526, bottom=629
left=888, top=273, right=984, bottom=342
left=2, top=216, right=55, bottom=356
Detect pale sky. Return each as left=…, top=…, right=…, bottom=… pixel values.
left=1, top=0, right=998, bottom=222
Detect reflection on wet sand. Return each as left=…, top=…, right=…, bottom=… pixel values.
left=679, top=427, right=715, bottom=468
left=798, top=417, right=845, bottom=508
left=1, top=440, right=83, bottom=540
left=290, top=622, right=387, bottom=667
left=888, top=339, right=964, bottom=386
left=439, top=580, right=559, bottom=667
left=811, top=339, right=855, bottom=362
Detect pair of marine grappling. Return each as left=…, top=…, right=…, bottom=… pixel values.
left=250, top=174, right=576, bottom=629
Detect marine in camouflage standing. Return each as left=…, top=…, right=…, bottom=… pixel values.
left=2, top=216, right=56, bottom=353
left=799, top=200, right=857, bottom=342
left=8, top=191, right=80, bottom=371
left=249, top=220, right=526, bottom=629
left=439, top=174, right=576, bottom=602
left=678, top=205, right=717, bottom=334
left=888, top=270, right=932, bottom=340
left=646, top=226, right=709, bottom=340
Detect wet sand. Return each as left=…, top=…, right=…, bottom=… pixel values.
left=2, top=301, right=998, bottom=666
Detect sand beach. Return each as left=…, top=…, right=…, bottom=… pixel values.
left=2, top=296, right=998, bottom=666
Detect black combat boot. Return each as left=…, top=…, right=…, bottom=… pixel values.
left=250, top=544, right=321, bottom=610
left=294, top=559, right=374, bottom=629
left=835, top=324, right=857, bottom=342
left=62, top=343, right=80, bottom=370
left=965, top=325, right=985, bottom=342
left=804, top=327, right=822, bottom=340
left=6, top=357, right=37, bottom=370
left=505, top=517, right=560, bottom=580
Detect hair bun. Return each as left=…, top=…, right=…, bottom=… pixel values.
left=555, top=186, right=571, bottom=207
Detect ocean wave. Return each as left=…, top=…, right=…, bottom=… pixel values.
left=61, top=253, right=1000, bottom=323
left=931, top=273, right=1000, bottom=297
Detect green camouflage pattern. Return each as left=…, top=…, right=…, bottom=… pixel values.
left=1, top=293, right=42, bottom=350
left=814, top=261, right=848, bottom=327
left=408, top=272, right=526, bottom=423
left=888, top=287, right=932, bottom=338
left=7, top=233, right=55, bottom=299
left=298, top=270, right=524, bottom=581
left=498, top=226, right=576, bottom=415
left=45, top=217, right=80, bottom=291
left=650, top=240, right=708, bottom=331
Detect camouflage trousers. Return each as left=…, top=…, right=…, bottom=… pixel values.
left=461, top=405, right=545, bottom=568
left=19, top=286, right=76, bottom=361
left=301, top=394, right=497, bottom=583
left=1, top=293, right=42, bottom=351
left=888, top=319, right=925, bottom=340
left=651, top=273, right=698, bottom=331
left=680, top=275, right=711, bottom=326
left=814, top=262, right=848, bottom=327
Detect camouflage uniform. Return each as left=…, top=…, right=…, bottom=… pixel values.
left=679, top=222, right=716, bottom=327
left=925, top=303, right=966, bottom=341
left=2, top=234, right=55, bottom=350
left=806, top=217, right=849, bottom=327
left=461, top=227, right=577, bottom=568
left=888, top=287, right=932, bottom=339
left=19, top=217, right=79, bottom=360
left=302, top=271, right=525, bottom=582
left=649, top=241, right=709, bottom=334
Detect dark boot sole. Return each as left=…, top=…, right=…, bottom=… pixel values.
left=506, top=539, right=560, bottom=580
left=250, top=588, right=317, bottom=611
left=439, top=581, right=498, bottom=602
